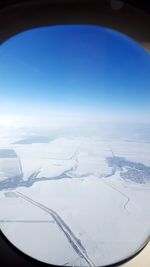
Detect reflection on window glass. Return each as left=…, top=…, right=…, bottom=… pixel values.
left=0, top=25, right=150, bottom=266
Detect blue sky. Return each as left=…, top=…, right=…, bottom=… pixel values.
left=0, top=25, right=150, bottom=125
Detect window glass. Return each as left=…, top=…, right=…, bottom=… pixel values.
left=0, top=25, right=150, bottom=266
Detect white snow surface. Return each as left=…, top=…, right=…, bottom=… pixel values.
left=0, top=125, right=150, bottom=266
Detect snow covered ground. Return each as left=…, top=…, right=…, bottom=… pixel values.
left=0, top=124, right=150, bottom=266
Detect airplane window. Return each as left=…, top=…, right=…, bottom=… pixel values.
left=0, top=25, right=150, bottom=266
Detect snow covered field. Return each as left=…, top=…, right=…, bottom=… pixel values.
left=0, top=124, right=150, bottom=266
